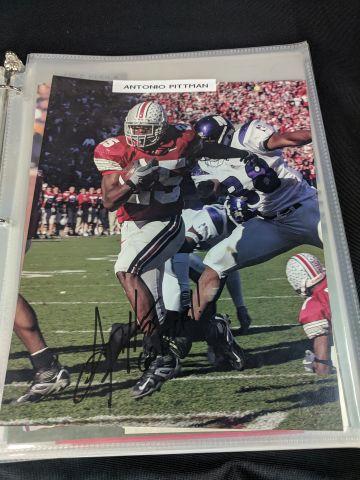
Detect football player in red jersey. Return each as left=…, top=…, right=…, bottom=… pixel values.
left=94, top=101, right=200, bottom=398
left=42, top=186, right=56, bottom=238
left=77, top=188, right=90, bottom=236
left=96, top=187, right=109, bottom=235
left=286, top=253, right=332, bottom=374
left=87, top=187, right=99, bottom=235
left=63, top=186, right=78, bottom=236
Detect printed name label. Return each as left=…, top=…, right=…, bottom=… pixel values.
left=112, top=79, right=217, bottom=93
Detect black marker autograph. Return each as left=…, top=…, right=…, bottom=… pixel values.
left=72, top=291, right=161, bottom=408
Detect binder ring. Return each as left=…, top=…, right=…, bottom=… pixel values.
left=0, top=84, right=22, bottom=93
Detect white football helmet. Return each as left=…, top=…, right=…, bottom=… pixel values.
left=286, top=253, right=325, bottom=296
left=124, top=101, right=168, bottom=149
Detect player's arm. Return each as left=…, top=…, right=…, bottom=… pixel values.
left=102, top=160, right=159, bottom=210
left=265, top=130, right=312, bottom=151
left=101, top=173, right=133, bottom=210
left=184, top=131, right=248, bottom=164
left=200, top=142, right=249, bottom=160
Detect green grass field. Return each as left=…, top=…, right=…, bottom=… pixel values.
left=0, top=236, right=343, bottom=431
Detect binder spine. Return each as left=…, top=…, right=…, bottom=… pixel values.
left=0, top=51, right=24, bottom=92
left=0, top=52, right=24, bottom=223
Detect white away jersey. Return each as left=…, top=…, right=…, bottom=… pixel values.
left=193, top=119, right=315, bottom=216
left=182, top=204, right=229, bottom=249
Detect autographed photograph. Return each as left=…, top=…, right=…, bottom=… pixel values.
left=0, top=75, right=343, bottom=431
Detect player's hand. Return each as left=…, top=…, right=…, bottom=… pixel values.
left=224, top=196, right=258, bottom=225
left=128, top=159, right=159, bottom=190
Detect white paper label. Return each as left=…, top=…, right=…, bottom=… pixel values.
left=112, top=79, right=217, bottom=93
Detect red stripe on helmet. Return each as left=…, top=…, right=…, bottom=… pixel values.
left=138, top=101, right=149, bottom=119
left=294, top=254, right=318, bottom=277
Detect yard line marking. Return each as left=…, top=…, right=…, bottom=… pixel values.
left=29, top=301, right=127, bottom=305
left=0, top=411, right=254, bottom=427
left=247, top=411, right=288, bottom=430
left=21, top=274, right=54, bottom=278
left=266, top=277, right=287, bottom=281
left=21, top=284, right=119, bottom=288
left=29, top=295, right=298, bottom=305
left=86, top=257, right=116, bottom=261
left=22, top=270, right=87, bottom=275
left=0, top=411, right=288, bottom=430
left=54, top=329, right=112, bottom=333
left=221, top=296, right=298, bottom=300
left=175, top=373, right=312, bottom=381
left=4, top=373, right=315, bottom=388
left=52, top=324, right=299, bottom=334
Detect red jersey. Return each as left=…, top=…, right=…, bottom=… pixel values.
left=63, top=191, right=78, bottom=209
left=77, top=192, right=90, bottom=207
left=42, top=192, right=56, bottom=209
left=93, top=125, right=199, bottom=223
left=88, top=192, right=99, bottom=207
left=299, top=278, right=331, bottom=326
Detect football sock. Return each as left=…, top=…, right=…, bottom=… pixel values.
left=105, top=322, right=138, bottom=368
left=171, top=253, right=190, bottom=293
left=226, top=270, right=245, bottom=307
left=189, top=253, right=205, bottom=275
left=30, top=347, right=56, bottom=372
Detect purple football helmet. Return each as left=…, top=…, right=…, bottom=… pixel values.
left=194, top=115, right=235, bottom=146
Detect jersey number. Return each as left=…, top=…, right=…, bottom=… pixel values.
left=101, top=138, right=120, bottom=148
left=223, top=153, right=281, bottom=198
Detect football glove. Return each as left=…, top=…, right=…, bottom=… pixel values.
left=127, top=159, right=159, bottom=191
left=224, top=195, right=258, bottom=225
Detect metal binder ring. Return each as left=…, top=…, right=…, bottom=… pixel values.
left=0, top=84, right=22, bottom=93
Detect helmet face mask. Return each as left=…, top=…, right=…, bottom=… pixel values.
left=286, top=253, right=326, bottom=297
left=124, top=102, right=168, bottom=149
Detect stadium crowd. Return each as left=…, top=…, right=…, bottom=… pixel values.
left=33, top=79, right=316, bottom=238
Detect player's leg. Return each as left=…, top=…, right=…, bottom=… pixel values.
left=43, top=208, right=51, bottom=237
left=13, top=295, right=70, bottom=404
left=48, top=211, right=56, bottom=237
left=161, top=259, right=195, bottom=356
left=225, top=270, right=252, bottom=333
left=188, top=254, right=217, bottom=336
left=171, top=253, right=191, bottom=312
left=296, top=196, right=323, bottom=247
left=192, top=217, right=297, bottom=322
left=114, top=217, right=184, bottom=397
left=82, top=208, right=89, bottom=236
left=129, top=269, right=181, bottom=399
left=101, top=208, right=109, bottom=235
left=108, top=210, right=117, bottom=235
left=164, top=252, right=244, bottom=369
left=187, top=255, right=245, bottom=370
left=39, top=207, right=46, bottom=237
left=312, top=335, right=331, bottom=374
left=75, top=209, right=82, bottom=235
left=54, top=210, right=62, bottom=236
left=13, top=294, right=46, bottom=354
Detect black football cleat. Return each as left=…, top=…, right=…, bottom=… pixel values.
left=132, top=353, right=180, bottom=399
left=13, top=358, right=70, bottom=405
left=207, top=314, right=246, bottom=371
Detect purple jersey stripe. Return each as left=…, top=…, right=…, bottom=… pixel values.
left=238, top=121, right=252, bottom=145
